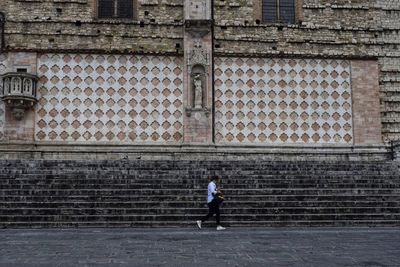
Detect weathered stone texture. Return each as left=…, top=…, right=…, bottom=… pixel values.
left=0, top=159, right=399, bottom=227
left=182, top=0, right=213, bottom=144
left=0, top=0, right=399, bottom=142
left=351, top=60, right=383, bottom=145
left=3, top=106, right=36, bottom=142
left=1, top=0, right=183, bottom=53
left=212, top=0, right=400, bottom=141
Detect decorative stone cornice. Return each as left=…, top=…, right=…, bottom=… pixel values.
left=184, top=19, right=213, bottom=37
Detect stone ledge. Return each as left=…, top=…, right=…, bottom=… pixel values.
left=0, top=142, right=392, bottom=161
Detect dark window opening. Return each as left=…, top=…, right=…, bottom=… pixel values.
left=98, top=0, right=134, bottom=19
left=262, top=0, right=295, bottom=24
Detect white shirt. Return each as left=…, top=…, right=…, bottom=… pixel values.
left=207, top=181, right=218, bottom=203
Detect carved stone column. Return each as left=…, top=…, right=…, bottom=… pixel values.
left=183, top=0, right=213, bottom=144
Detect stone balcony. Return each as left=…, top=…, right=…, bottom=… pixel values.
left=1, top=72, right=39, bottom=120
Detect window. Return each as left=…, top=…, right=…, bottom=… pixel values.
left=98, top=0, right=134, bottom=19
left=262, top=0, right=295, bottom=24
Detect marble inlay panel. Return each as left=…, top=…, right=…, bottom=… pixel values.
left=36, top=54, right=184, bottom=143
left=214, top=58, right=353, bottom=144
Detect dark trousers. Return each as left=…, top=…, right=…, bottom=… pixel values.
left=201, top=199, right=220, bottom=225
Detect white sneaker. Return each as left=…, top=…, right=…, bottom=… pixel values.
left=196, top=220, right=202, bottom=229
left=216, top=225, right=226, bottom=231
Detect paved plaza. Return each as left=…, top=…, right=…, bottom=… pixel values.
left=0, top=227, right=399, bottom=267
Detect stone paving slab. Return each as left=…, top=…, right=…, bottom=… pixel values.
left=0, top=227, right=399, bottom=267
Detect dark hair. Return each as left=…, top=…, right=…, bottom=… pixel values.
left=208, top=175, right=220, bottom=182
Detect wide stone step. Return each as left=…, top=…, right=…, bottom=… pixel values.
left=0, top=159, right=399, bottom=227
left=2, top=219, right=400, bottom=228
left=1, top=159, right=394, bottom=165
left=1, top=200, right=399, bottom=209
left=1, top=213, right=399, bottom=223
left=2, top=174, right=399, bottom=181
left=1, top=180, right=398, bottom=189
left=0, top=183, right=398, bottom=190
left=1, top=194, right=398, bottom=202
left=2, top=207, right=400, bottom=216
left=0, top=170, right=397, bottom=177
left=1, top=176, right=398, bottom=181
left=1, top=189, right=399, bottom=197
left=1, top=172, right=398, bottom=178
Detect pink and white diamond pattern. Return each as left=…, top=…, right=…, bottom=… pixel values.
left=214, top=58, right=353, bottom=144
left=36, top=54, right=184, bottom=143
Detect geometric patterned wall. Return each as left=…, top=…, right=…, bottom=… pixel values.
left=36, top=54, right=184, bottom=143
left=215, top=57, right=353, bottom=144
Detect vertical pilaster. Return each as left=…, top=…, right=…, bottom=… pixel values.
left=351, top=60, right=383, bottom=145
left=183, top=0, right=213, bottom=144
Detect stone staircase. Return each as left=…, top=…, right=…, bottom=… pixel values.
left=0, top=160, right=399, bottom=228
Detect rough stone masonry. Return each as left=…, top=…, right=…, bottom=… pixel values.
left=0, top=0, right=399, bottom=155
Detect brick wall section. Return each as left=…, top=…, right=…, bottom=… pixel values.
left=0, top=0, right=183, bottom=54
left=183, top=115, right=212, bottom=143
left=3, top=106, right=35, bottom=142
left=351, top=60, right=383, bottom=145
left=213, top=0, right=400, bottom=142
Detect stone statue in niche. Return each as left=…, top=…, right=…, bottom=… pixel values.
left=193, top=74, right=202, bottom=108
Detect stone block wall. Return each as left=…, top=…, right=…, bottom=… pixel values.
left=0, top=0, right=399, bottom=145
left=0, top=0, right=183, bottom=54
left=212, top=0, right=400, bottom=142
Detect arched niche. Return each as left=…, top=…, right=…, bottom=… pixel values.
left=191, top=64, right=206, bottom=109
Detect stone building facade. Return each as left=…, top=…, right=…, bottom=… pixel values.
left=0, top=0, right=399, bottom=158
